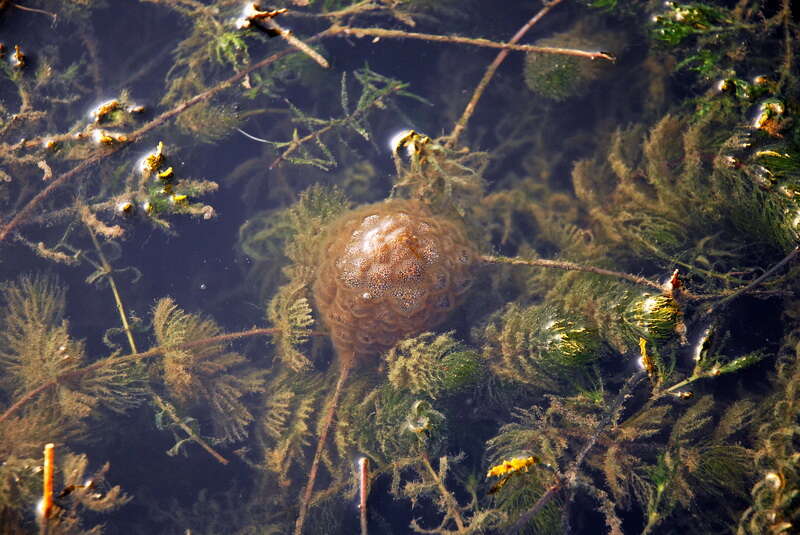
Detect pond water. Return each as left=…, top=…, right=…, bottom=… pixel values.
left=1, top=1, right=798, bottom=534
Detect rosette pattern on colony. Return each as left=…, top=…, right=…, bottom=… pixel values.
left=314, top=199, right=478, bottom=359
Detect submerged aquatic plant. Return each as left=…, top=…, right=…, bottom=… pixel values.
left=523, top=21, right=621, bottom=101
left=153, top=297, right=265, bottom=445
left=1, top=0, right=799, bottom=534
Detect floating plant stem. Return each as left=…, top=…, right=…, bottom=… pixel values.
left=86, top=225, right=138, bottom=353
left=330, top=23, right=612, bottom=60
left=420, top=451, right=467, bottom=532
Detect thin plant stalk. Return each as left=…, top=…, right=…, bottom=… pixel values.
left=481, top=254, right=665, bottom=291
left=420, top=451, right=467, bottom=532
left=328, top=23, right=612, bottom=61
left=87, top=225, right=230, bottom=464
left=294, top=361, right=352, bottom=535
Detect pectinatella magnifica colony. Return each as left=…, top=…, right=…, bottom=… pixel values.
left=295, top=198, right=478, bottom=535
left=314, top=198, right=479, bottom=361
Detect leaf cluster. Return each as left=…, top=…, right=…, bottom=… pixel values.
left=482, top=303, right=603, bottom=392
left=572, top=110, right=798, bottom=293
left=153, top=297, right=264, bottom=444
left=0, top=275, right=146, bottom=439
left=385, top=331, right=482, bottom=399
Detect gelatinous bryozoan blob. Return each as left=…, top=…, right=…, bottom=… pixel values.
left=296, top=199, right=478, bottom=535
left=314, top=199, right=478, bottom=361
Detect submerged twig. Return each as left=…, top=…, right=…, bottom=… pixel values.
left=330, top=23, right=612, bottom=61
left=481, top=254, right=665, bottom=291
left=241, top=4, right=330, bottom=68
left=419, top=451, right=467, bottom=532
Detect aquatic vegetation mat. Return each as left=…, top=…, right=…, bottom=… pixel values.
left=1, top=0, right=799, bottom=534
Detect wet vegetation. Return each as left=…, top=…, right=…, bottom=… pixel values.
left=0, top=0, right=799, bottom=533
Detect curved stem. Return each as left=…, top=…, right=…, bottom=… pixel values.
left=294, top=361, right=352, bottom=535
left=707, top=245, right=800, bottom=312
left=632, top=235, right=749, bottom=286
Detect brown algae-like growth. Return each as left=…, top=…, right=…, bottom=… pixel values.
left=314, top=199, right=478, bottom=360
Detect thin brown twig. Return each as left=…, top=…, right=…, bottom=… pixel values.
left=11, top=2, right=57, bottom=22
left=294, top=363, right=352, bottom=535
left=0, top=29, right=333, bottom=244
left=447, top=0, right=566, bottom=147
left=481, top=254, right=665, bottom=291
left=419, top=451, right=467, bottom=532
left=256, top=18, right=330, bottom=68
left=330, top=22, right=612, bottom=61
